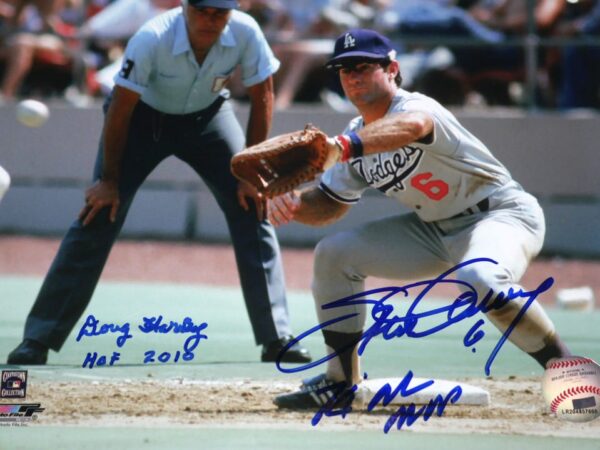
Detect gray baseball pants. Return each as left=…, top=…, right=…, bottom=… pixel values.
left=312, top=181, right=555, bottom=355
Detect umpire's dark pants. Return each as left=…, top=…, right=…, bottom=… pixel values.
left=21, top=97, right=292, bottom=350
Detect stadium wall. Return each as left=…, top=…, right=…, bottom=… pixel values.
left=0, top=102, right=598, bottom=256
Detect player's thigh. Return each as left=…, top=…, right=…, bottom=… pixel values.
left=448, top=206, right=545, bottom=287
left=315, top=212, right=451, bottom=280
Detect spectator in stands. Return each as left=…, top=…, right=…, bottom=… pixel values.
left=78, top=0, right=180, bottom=96
left=0, top=1, right=16, bottom=39
left=271, top=0, right=391, bottom=109
left=0, top=1, right=14, bottom=19
left=4, top=0, right=67, bottom=34
left=381, top=0, right=567, bottom=105
left=238, top=0, right=294, bottom=41
left=280, top=0, right=330, bottom=35
left=552, top=0, right=600, bottom=108
left=0, top=0, right=84, bottom=100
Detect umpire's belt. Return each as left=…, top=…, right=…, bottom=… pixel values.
left=137, top=95, right=227, bottom=140
left=451, top=197, right=490, bottom=219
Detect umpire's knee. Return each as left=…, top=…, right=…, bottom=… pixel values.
left=0, top=166, right=11, bottom=202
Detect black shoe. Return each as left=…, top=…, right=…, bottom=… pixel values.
left=274, top=373, right=354, bottom=410
left=7, top=339, right=48, bottom=365
left=261, top=335, right=312, bottom=363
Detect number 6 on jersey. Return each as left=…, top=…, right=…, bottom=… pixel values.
left=411, top=172, right=449, bottom=201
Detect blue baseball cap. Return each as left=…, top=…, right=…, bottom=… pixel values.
left=188, top=0, right=239, bottom=9
left=325, top=29, right=396, bottom=70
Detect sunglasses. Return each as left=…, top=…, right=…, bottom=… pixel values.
left=190, top=6, right=231, bottom=17
left=334, top=61, right=389, bottom=75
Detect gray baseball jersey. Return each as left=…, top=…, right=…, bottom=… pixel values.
left=320, top=88, right=512, bottom=221
left=312, top=88, right=554, bottom=362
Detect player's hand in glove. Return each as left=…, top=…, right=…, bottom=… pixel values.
left=268, top=191, right=301, bottom=227
left=79, top=179, right=120, bottom=226
left=231, top=125, right=348, bottom=198
left=323, top=136, right=344, bottom=170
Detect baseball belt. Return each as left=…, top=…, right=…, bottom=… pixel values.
left=451, top=197, right=490, bottom=219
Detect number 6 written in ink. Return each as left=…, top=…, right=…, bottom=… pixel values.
left=411, top=172, right=449, bottom=201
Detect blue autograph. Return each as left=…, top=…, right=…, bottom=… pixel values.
left=276, top=258, right=554, bottom=376
left=76, top=314, right=133, bottom=348
left=75, top=314, right=208, bottom=368
left=370, top=371, right=462, bottom=433
left=311, top=371, right=462, bottom=433
left=138, top=315, right=208, bottom=353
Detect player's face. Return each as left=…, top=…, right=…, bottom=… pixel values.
left=339, top=61, right=396, bottom=106
left=185, top=6, right=231, bottom=52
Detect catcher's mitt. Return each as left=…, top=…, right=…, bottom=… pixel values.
left=231, top=124, right=336, bottom=198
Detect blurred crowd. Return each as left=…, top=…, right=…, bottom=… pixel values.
left=0, top=0, right=599, bottom=110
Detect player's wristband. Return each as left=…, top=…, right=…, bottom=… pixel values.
left=336, top=135, right=352, bottom=162
left=337, top=133, right=364, bottom=161
left=347, top=131, right=364, bottom=158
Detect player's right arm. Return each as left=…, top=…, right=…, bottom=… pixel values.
left=79, top=86, right=140, bottom=226
left=268, top=188, right=350, bottom=227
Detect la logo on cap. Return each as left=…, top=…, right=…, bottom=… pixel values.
left=343, top=33, right=356, bottom=49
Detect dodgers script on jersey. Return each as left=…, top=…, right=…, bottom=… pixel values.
left=320, top=89, right=512, bottom=222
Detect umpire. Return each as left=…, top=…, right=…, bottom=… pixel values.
left=7, top=0, right=310, bottom=365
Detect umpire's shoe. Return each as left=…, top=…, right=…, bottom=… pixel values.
left=7, top=339, right=48, bottom=365
left=262, top=335, right=311, bottom=363
left=274, top=374, right=354, bottom=410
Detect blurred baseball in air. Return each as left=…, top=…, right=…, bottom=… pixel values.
left=16, top=99, right=50, bottom=127
left=0, top=165, right=10, bottom=202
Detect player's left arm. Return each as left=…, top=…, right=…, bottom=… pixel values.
left=355, top=111, right=434, bottom=156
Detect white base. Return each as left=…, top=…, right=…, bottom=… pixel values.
left=555, top=287, right=595, bottom=311
left=361, top=377, right=490, bottom=406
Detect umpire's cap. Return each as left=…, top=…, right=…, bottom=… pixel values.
left=325, top=29, right=396, bottom=71
left=188, top=0, right=239, bottom=8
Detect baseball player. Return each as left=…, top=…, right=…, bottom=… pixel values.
left=269, top=29, right=571, bottom=409
left=7, top=0, right=311, bottom=365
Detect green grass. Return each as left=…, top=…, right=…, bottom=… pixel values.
left=3, top=427, right=600, bottom=450
left=1, top=275, right=599, bottom=449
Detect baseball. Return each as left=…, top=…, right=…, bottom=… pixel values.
left=16, top=99, right=50, bottom=127
left=0, top=165, right=10, bottom=202
left=542, top=356, right=600, bottom=422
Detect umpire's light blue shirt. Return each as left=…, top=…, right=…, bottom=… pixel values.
left=113, top=7, right=280, bottom=114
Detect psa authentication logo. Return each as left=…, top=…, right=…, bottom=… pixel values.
left=1, top=370, right=27, bottom=399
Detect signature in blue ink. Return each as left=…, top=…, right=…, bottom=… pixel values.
left=138, top=315, right=208, bottom=352
left=276, top=258, right=554, bottom=376
left=311, top=371, right=462, bottom=433
left=76, top=315, right=133, bottom=348
left=82, top=351, right=121, bottom=368
left=311, top=380, right=357, bottom=426
left=368, top=371, right=462, bottom=433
